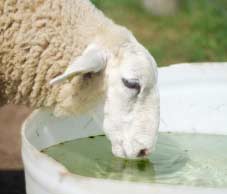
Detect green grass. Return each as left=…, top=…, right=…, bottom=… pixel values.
left=91, top=0, right=227, bottom=66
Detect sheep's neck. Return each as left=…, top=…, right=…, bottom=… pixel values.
left=0, top=0, right=111, bottom=110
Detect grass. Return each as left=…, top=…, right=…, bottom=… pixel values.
left=91, top=0, right=227, bottom=66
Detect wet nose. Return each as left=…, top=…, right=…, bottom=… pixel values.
left=137, top=148, right=149, bottom=157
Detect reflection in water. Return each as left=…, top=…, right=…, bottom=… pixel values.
left=42, top=133, right=227, bottom=188
left=95, top=157, right=155, bottom=182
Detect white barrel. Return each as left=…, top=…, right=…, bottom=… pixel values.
left=21, top=63, right=227, bottom=194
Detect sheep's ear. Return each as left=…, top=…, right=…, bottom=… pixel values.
left=50, top=44, right=107, bottom=85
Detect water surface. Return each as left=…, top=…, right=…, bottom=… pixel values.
left=42, top=133, right=227, bottom=187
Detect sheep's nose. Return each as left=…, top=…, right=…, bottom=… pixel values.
left=137, top=148, right=149, bottom=157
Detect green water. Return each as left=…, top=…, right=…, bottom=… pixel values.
left=42, top=133, right=227, bottom=188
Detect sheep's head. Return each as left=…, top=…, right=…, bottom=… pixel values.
left=104, top=41, right=160, bottom=159
left=50, top=38, right=160, bottom=159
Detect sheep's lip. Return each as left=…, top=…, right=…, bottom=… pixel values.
left=137, top=149, right=150, bottom=158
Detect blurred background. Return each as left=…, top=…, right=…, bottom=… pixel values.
left=0, top=0, right=226, bottom=171
left=91, top=0, right=227, bottom=66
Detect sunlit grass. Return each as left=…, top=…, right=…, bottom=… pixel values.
left=91, top=0, right=227, bottom=66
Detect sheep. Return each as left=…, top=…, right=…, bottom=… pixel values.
left=0, top=0, right=160, bottom=159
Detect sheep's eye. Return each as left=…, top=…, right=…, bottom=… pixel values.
left=122, top=78, right=141, bottom=93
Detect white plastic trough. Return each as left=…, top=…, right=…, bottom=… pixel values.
left=22, top=63, right=227, bottom=194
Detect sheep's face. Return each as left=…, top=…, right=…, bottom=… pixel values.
left=50, top=42, right=160, bottom=159
left=103, top=44, right=160, bottom=159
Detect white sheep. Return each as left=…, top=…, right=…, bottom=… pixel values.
left=0, top=0, right=160, bottom=159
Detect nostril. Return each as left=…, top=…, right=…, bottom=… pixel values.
left=137, top=149, right=149, bottom=157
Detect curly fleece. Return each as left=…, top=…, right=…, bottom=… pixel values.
left=0, top=0, right=124, bottom=115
